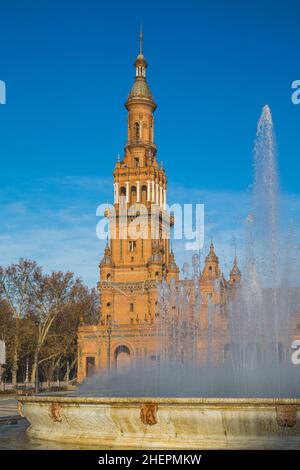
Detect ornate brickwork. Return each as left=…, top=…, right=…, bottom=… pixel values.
left=77, top=34, right=182, bottom=381
left=77, top=35, right=240, bottom=382
left=76, top=33, right=300, bottom=384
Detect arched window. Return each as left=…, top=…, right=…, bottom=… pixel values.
left=106, top=273, right=111, bottom=281
left=134, top=122, right=140, bottom=141
left=149, top=118, right=154, bottom=141
left=131, top=185, right=137, bottom=203
left=129, top=240, right=136, bottom=252
left=114, top=345, right=131, bottom=369
left=129, top=303, right=134, bottom=312
left=141, top=185, right=147, bottom=204
left=120, top=186, right=126, bottom=197
left=155, top=271, right=159, bottom=281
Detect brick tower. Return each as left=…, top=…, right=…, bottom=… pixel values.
left=77, top=32, right=179, bottom=381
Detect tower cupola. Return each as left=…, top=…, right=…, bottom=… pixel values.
left=135, top=27, right=147, bottom=78
left=125, top=27, right=156, bottom=111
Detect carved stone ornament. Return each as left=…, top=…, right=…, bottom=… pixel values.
left=49, top=402, right=62, bottom=422
left=140, top=403, right=158, bottom=425
left=276, top=404, right=297, bottom=428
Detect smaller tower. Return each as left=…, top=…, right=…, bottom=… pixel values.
left=201, top=241, right=221, bottom=280
left=229, top=256, right=241, bottom=286
left=200, top=241, right=224, bottom=306
left=98, top=240, right=113, bottom=325
left=167, top=245, right=179, bottom=283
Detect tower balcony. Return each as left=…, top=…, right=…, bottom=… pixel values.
left=125, top=139, right=156, bottom=151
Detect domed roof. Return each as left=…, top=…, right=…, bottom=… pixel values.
left=128, top=79, right=153, bottom=100
left=126, top=30, right=156, bottom=108
left=135, top=53, right=147, bottom=64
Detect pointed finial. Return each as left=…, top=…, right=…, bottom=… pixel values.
left=208, top=239, right=216, bottom=258
left=233, top=247, right=237, bottom=266
left=117, top=153, right=120, bottom=162
left=231, top=253, right=241, bottom=277
left=160, top=160, right=163, bottom=169
left=103, top=236, right=112, bottom=260
left=139, top=23, right=143, bottom=54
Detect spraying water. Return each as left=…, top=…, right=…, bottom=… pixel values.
left=76, top=105, right=300, bottom=398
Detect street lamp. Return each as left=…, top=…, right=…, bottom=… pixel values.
left=34, top=320, right=41, bottom=394
left=0, top=340, right=6, bottom=390
left=66, top=360, right=70, bottom=387
left=107, top=318, right=112, bottom=371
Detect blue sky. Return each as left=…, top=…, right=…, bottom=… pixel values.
left=0, top=0, right=299, bottom=286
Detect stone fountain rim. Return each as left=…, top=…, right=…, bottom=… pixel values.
left=16, top=396, right=300, bottom=406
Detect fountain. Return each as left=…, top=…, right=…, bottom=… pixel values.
left=17, top=106, right=300, bottom=448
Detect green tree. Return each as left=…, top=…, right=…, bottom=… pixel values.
left=30, top=271, right=98, bottom=383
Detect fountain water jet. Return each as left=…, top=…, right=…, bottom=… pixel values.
left=17, top=106, right=300, bottom=448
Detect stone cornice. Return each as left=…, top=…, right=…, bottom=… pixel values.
left=98, top=280, right=158, bottom=291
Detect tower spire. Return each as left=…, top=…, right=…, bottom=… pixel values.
left=139, top=23, right=143, bottom=54
left=230, top=254, right=241, bottom=286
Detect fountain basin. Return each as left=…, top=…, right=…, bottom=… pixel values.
left=17, top=396, right=300, bottom=449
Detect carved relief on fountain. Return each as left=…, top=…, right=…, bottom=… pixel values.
left=276, top=404, right=297, bottom=428
left=49, top=402, right=62, bottom=423
left=140, top=403, right=158, bottom=425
